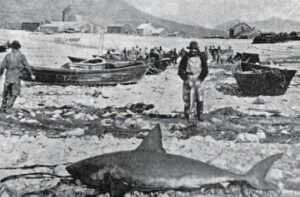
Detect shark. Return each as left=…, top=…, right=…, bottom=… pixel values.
left=66, top=124, right=283, bottom=197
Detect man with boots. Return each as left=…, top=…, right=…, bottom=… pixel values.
left=178, top=41, right=208, bottom=123
left=0, top=40, right=35, bottom=113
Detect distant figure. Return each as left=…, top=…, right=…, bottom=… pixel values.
left=172, top=48, right=178, bottom=64
left=149, top=48, right=160, bottom=62
left=123, top=48, right=128, bottom=60
left=227, top=45, right=234, bottom=63
left=216, top=46, right=222, bottom=64
left=204, top=46, right=209, bottom=60
left=178, top=41, right=208, bottom=123
left=179, top=48, right=187, bottom=58
left=0, top=40, right=35, bottom=112
left=211, top=45, right=217, bottom=62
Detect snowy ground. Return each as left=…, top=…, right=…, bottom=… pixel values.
left=0, top=30, right=299, bottom=196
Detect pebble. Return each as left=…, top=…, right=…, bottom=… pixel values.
left=61, top=128, right=85, bottom=137
left=64, top=111, right=76, bottom=116
left=253, top=97, right=266, bottom=105
left=265, top=125, right=277, bottom=134
left=269, top=169, right=284, bottom=180
left=19, top=118, right=40, bottom=124
left=173, top=130, right=184, bottom=138
left=122, top=118, right=139, bottom=129
left=211, top=117, right=223, bottom=125
left=235, top=133, right=260, bottom=143
left=136, top=118, right=152, bottom=129
left=256, top=130, right=267, bottom=140
left=101, top=119, right=114, bottom=126
left=204, top=135, right=216, bottom=143
left=74, top=113, right=86, bottom=120
left=169, top=123, right=186, bottom=131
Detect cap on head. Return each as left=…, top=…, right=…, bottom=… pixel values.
left=187, top=41, right=199, bottom=50
left=10, top=40, right=21, bottom=50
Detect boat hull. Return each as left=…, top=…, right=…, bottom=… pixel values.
left=22, top=61, right=147, bottom=86
left=234, top=64, right=297, bottom=96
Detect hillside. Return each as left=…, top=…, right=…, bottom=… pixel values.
left=216, top=17, right=300, bottom=33
left=215, top=19, right=242, bottom=31
left=0, top=0, right=226, bottom=38
left=249, top=17, right=300, bottom=33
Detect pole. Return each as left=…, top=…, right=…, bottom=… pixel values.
left=98, top=26, right=105, bottom=55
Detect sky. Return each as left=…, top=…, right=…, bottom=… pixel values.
left=125, top=0, right=300, bottom=27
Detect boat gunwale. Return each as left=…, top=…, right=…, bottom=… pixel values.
left=30, top=62, right=147, bottom=74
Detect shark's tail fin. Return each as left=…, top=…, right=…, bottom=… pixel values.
left=244, top=153, right=283, bottom=191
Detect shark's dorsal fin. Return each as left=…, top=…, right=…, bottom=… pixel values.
left=136, top=124, right=166, bottom=153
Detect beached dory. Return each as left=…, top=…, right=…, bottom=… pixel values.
left=66, top=124, right=283, bottom=197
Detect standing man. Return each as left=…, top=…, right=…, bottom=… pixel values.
left=178, top=41, right=208, bottom=123
left=0, top=40, right=35, bottom=112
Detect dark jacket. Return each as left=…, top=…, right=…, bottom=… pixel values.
left=178, top=51, right=208, bottom=81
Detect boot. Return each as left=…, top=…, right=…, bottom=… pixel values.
left=196, top=101, right=204, bottom=121
left=184, top=105, right=189, bottom=120
left=0, top=97, right=8, bottom=113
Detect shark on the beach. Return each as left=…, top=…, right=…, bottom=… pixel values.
left=66, top=124, right=283, bottom=197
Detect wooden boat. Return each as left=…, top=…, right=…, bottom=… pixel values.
left=233, top=63, right=297, bottom=96
left=68, top=55, right=171, bottom=75
left=0, top=42, right=8, bottom=53
left=22, top=61, right=148, bottom=86
left=67, top=56, right=86, bottom=63
left=64, top=57, right=107, bottom=69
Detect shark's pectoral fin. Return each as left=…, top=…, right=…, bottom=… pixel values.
left=109, top=176, right=131, bottom=197
left=136, top=124, right=166, bottom=153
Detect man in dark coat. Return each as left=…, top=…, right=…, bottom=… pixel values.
left=0, top=40, right=34, bottom=112
left=178, top=41, right=208, bottom=122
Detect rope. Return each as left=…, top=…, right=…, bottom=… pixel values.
left=0, top=172, right=72, bottom=183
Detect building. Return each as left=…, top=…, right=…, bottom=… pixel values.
left=39, top=21, right=82, bottom=34
left=136, top=23, right=156, bottom=36
left=167, top=31, right=185, bottom=37
left=3, top=22, right=21, bottom=30
left=229, top=22, right=260, bottom=39
left=106, top=24, right=134, bottom=34
left=62, top=5, right=77, bottom=22
left=21, top=22, right=41, bottom=32
left=152, top=28, right=168, bottom=37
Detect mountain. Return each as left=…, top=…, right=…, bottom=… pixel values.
left=215, top=19, right=242, bottom=31
left=216, top=17, right=300, bottom=33
left=249, top=17, right=300, bottom=33
left=0, top=0, right=226, bottom=38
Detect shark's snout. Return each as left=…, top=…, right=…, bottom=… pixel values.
left=66, top=164, right=81, bottom=178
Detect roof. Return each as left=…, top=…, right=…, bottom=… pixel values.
left=230, top=22, right=252, bottom=30
left=40, top=21, right=80, bottom=28
left=22, top=22, right=41, bottom=24
left=107, top=24, right=130, bottom=28
left=152, top=28, right=166, bottom=34
left=137, top=23, right=154, bottom=29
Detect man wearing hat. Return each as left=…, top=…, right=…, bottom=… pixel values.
left=178, top=41, right=208, bottom=122
left=0, top=40, right=35, bottom=112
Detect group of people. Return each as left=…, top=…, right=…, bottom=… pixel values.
left=101, top=42, right=209, bottom=124
left=205, top=45, right=234, bottom=64
left=105, top=46, right=179, bottom=64
left=0, top=40, right=212, bottom=125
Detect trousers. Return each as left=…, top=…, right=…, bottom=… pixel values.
left=1, top=82, right=20, bottom=111
left=182, top=78, right=204, bottom=121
